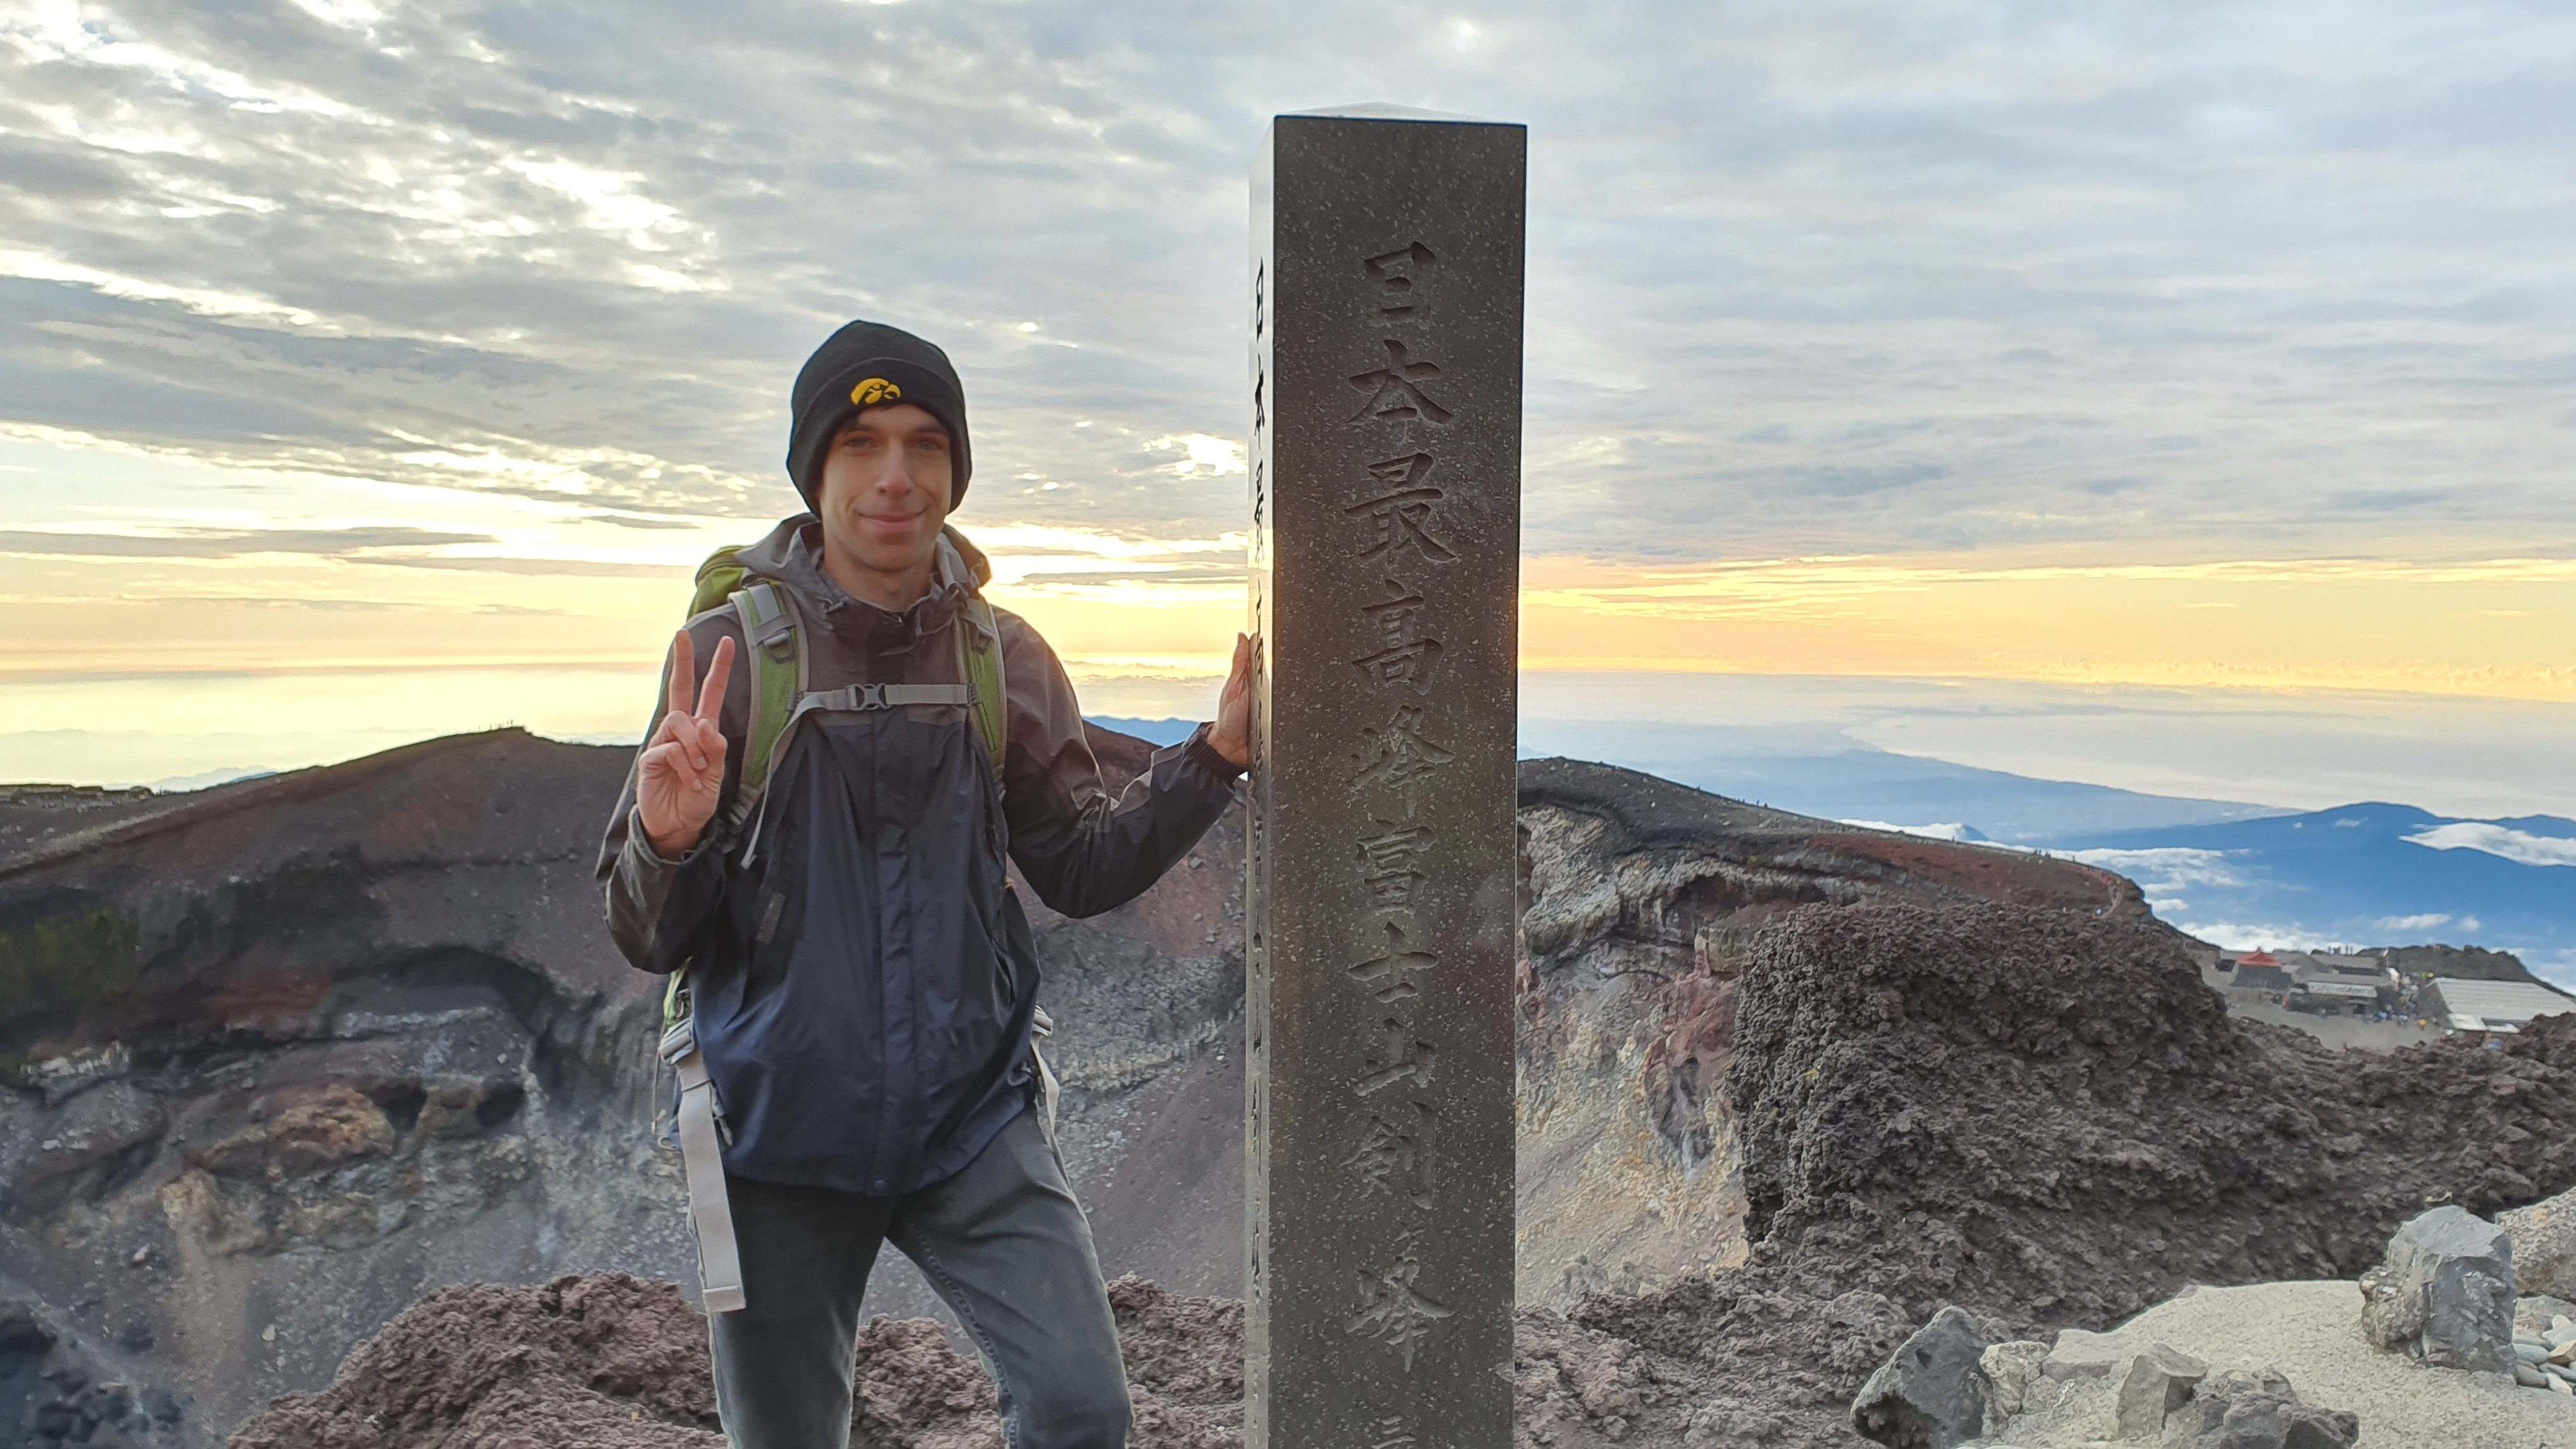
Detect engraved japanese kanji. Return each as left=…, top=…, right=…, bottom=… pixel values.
left=1353, top=704, right=1455, bottom=810
left=1352, top=1018, right=1438, bottom=1096
left=1354, top=820, right=1435, bottom=906
left=1346, top=1257, right=1454, bottom=1370
left=1365, top=241, right=1437, bottom=319
left=1346, top=918, right=1439, bottom=1002
left=1345, top=456, right=1458, bottom=565
left=1247, top=109, right=1521, bottom=1449
left=1353, top=577, right=1442, bottom=689
left=1344, top=1101, right=1438, bottom=1208
left=1347, top=339, right=1454, bottom=425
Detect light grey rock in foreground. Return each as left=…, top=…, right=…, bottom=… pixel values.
left=2356, top=1205, right=2515, bottom=1373
left=1978, top=1340, right=2051, bottom=1430
left=2156, top=1368, right=2359, bottom=1449
left=1852, top=1305, right=1993, bottom=1449
left=2041, top=1327, right=2125, bottom=1381
left=2516, top=1293, right=2576, bottom=1337
left=2499, top=1183, right=2576, bottom=1300
left=1996, top=1281, right=2555, bottom=1447
left=2112, top=1343, right=2207, bottom=1437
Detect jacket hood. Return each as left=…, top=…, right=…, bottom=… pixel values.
left=733, top=515, right=993, bottom=642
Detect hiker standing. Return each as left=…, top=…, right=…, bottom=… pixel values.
left=597, top=320, right=1251, bottom=1449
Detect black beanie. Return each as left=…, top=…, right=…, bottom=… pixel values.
left=786, top=319, right=973, bottom=512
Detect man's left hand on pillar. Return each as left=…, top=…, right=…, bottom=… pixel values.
left=1209, top=631, right=1257, bottom=769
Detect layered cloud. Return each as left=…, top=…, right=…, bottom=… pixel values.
left=2406, top=822, right=2576, bottom=869
left=0, top=523, right=493, bottom=555
left=2, top=0, right=2572, bottom=565
left=2060, top=846, right=2246, bottom=914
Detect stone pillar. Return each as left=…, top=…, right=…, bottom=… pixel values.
left=1245, top=107, right=1524, bottom=1449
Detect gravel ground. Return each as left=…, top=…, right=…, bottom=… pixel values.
left=2089, top=1280, right=2573, bottom=1449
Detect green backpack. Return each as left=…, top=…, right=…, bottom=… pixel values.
left=659, top=536, right=1009, bottom=1034
left=650, top=537, right=1052, bottom=1315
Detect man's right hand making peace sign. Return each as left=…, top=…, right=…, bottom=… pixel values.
left=637, top=629, right=737, bottom=858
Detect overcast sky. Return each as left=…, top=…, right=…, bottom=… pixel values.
left=3, top=0, right=2572, bottom=818
left=10, top=0, right=2574, bottom=551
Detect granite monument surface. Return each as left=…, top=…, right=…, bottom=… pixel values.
left=1244, top=106, right=1526, bottom=1448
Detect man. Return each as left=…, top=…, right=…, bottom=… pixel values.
left=597, top=319, right=1252, bottom=1449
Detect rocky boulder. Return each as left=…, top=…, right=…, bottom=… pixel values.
left=2109, top=1343, right=2205, bottom=1438
left=2499, top=1183, right=2576, bottom=1300
left=2037, top=1328, right=2124, bottom=1383
left=1965, top=1335, right=2220, bottom=1446
left=2157, top=1368, right=2359, bottom=1449
left=1851, top=1306, right=1994, bottom=1449
left=2517, top=1293, right=2576, bottom=1337
left=1974, top=1340, right=2048, bottom=1429
left=2356, top=1206, right=2515, bottom=1373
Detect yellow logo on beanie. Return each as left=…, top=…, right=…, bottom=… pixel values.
left=850, top=378, right=903, bottom=406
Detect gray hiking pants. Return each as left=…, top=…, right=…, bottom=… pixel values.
left=708, top=1108, right=1130, bottom=1448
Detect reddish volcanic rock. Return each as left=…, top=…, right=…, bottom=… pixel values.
left=1729, top=901, right=2576, bottom=1328
left=226, top=1273, right=1246, bottom=1449
left=228, top=1274, right=725, bottom=1449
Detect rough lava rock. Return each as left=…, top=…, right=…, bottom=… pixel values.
left=2356, top=1206, right=2516, bottom=1373
left=1726, top=903, right=2576, bottom=1335
left=2156, top=1368, right=2359, bottom=1449
left=0, top=1296, right=190, bottom=1446
left=19, top=735, right=2576, bottom=1447
left=226, top=1272, right=1245, bottom=1449
left=1850, top=1306, right=1994, bottom=1449
left=1511, top=760, right=2151, bottom=1312
left=2517, top=1293, right=2576, bottom=1337
left=2110, top=1343, right=2205, bottom=1438
left=2499, top=1183, right=2576, bottom=1300
left=1974, top=1341, right=2048, bottom=1427
left=206, top=894, right=2576, bottom=1448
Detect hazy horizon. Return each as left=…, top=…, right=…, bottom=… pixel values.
left=15, top=666, right=2574, bottom=821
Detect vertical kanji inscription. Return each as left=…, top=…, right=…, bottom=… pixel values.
left=1246, top=108, right=1523, bottom=1449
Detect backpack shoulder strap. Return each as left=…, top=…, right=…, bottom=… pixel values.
left=723, top=581, right=806, bottom=842
left=960, top=597, right=1008, bottom=788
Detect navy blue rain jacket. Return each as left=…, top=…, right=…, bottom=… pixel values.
left=596, top=519, right=1241, bottom=1196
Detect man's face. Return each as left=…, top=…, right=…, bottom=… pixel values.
left=815, top=402, right=953, bottom=579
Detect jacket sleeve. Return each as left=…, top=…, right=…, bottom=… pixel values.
left=996, top=610, right=1244, bottom=919
left=595, top=612, right=751, bottom=975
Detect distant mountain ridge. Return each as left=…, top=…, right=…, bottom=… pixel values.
left=1096, top=716, right=2292, bottom=843
left=1096, top=714, right=2576, bottom=984
left=1518, top=719, right=2292, bottom=843
left=2056, top=801, right=2576, bottom=983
